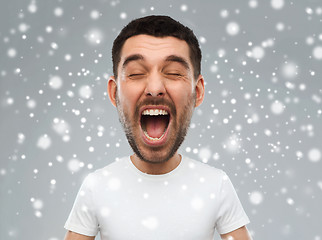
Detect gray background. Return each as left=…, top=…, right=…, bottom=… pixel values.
left=1, top=0, right=322, bottom=239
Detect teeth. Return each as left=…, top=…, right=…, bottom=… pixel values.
left=142, top=109, right=169, bottom=116
left=141, top=108, right=169, bottom=141
left=144, top=130, right=166, bottom=141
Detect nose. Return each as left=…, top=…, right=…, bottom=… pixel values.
left=145, top=72, right=166, bottom=97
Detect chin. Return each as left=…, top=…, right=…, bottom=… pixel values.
left=141, top=152, right=174, bottom=164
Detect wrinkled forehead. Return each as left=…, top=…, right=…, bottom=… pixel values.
left=123, top=35, right=189, bottom=56
left=119, top=35, right=192, bottom=69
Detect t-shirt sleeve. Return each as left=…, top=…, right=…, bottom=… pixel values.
left=64, top=174, right=99, bottom=236
left=215, top=171, right=250, bottom=235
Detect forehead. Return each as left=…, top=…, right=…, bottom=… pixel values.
left=120, top=35, right=190, bottom=62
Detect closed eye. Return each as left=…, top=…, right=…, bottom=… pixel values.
left=128, top=73, right=145, bottom=79
left=166, top=73, right=183, bottom=76
left=129, top=74, right=144, bottom=76
left=165, top=73, right=185, bottom=80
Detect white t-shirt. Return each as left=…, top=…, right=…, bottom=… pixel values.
left=65, top=156, right=250, bottom=239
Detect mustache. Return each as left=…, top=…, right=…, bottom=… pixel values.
left=135, top=98, right=176, bottom=117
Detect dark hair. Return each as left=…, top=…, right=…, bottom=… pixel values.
left=112, top=15, right=201, bottom=79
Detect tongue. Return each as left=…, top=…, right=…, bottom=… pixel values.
left=145, top=116, right=167, bottom=139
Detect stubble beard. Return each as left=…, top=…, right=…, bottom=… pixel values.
left=115, top=93, right=196, bottom=164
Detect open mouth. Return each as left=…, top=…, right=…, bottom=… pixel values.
left=140, top=108, right=170, bottom=143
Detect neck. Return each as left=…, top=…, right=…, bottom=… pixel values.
left=130, top=153, right=182, bottom=175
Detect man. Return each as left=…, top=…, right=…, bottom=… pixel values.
left=64, top=15, right=251, bottom=240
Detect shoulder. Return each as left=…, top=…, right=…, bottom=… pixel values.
left=94, top=156, right=129, bottom=175
left=182, top=156, right=227, bottom=181
left=82, top=156, right=129, bottom=187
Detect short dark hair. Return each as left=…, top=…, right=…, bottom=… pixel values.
left=112, top=15, right=202, bottom=80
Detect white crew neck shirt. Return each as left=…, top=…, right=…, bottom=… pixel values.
left=65, top=156, right=250, bottom=240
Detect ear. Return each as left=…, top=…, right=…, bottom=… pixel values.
left=108, top=76, right=117, bottom=107
left=194, top=75, right=205, bottom=107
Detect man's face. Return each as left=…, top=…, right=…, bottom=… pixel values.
left=108, top=34, right=204, bottom=164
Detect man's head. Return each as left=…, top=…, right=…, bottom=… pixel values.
left=112, top=15, right=201, bottom=80
left=108, top=15, right=204, bottom=165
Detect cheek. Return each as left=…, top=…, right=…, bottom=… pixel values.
left=118, top=84, right=142, bottom=109
left=167, top=83, right=194, bottom=102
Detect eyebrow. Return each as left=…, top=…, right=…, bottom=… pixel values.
left=122, top=54, right=144, bottom=69
left=165, top=55, right=190, bottom=70
left=121, top=54, right=190, bottom=70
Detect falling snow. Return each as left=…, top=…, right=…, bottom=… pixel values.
left=48, top=75, right=63, bottom=90
left=271, top=0, right=285, bottom=10
left=248, top=0, right=258, bottom=9
left=90, top=10, right=101, bottom=20
left=7, top=48, right=17, bottom=58
left=270, top=100, right=285, bottom=115
left=67, top=158, right=82, bottom=173
left=312, top=46, right=322, bottom=60
left=1, top=1, right=321, bottom=240
left=307, top=148, right=321, bottom=163
left=36, top=135, right=52, bottom=150
left=249, top=191, right=264, bottom=205
left=78, top=85, right=93, bottom=99
left=281, top=62, right=298, bottom=79
left=226, top=22, right=240, bottom=36
left=250, top=46, right=265, bottom=60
